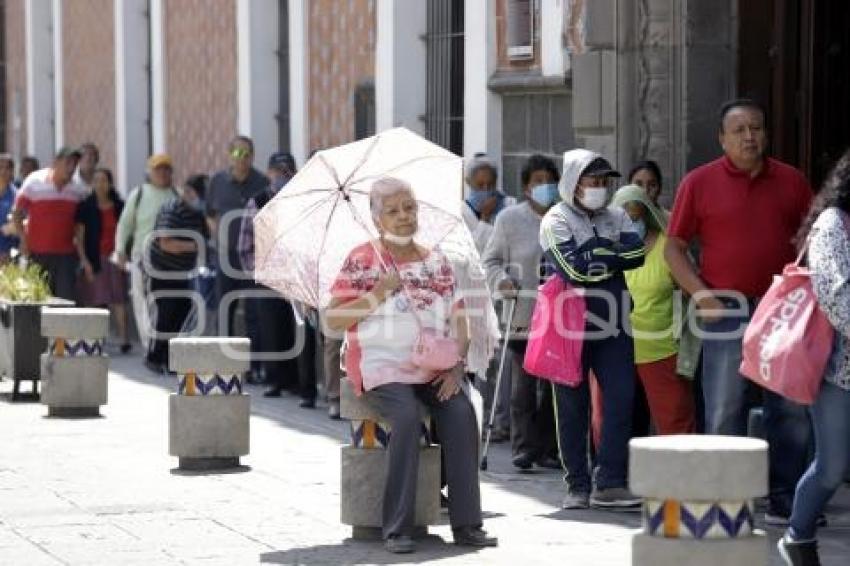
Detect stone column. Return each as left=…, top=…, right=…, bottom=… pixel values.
left=630, top=435, right=768, bottom=565
left=339, top=379, right=440, bottom=540
left=40, top=308, right=110, bottom=417
left=168, top=337, right=251, bottom=471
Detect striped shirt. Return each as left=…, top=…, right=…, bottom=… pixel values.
left=149, top=199, right=208, bottom=274
left=15, top=169, right=89, bottom=255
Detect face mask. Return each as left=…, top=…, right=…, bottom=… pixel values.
left=633, top=219, right=647, bottom=240
left=466, top=189, right=497, bottom=213
left=271, top=174, right=290, bottom=193
left=530, top=183, right=560, bottom=208
left=578, top=187, right=608, bottom=211
left=382, top=232, right=413, bottom=246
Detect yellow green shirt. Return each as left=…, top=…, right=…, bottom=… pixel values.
left=624, top=233, right=678, bottom=364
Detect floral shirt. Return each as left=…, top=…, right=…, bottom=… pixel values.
left=809, top=207, right=850, bottom=390
left=330, top=242, right=461, bottom=393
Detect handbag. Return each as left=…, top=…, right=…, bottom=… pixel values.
left=523, top=275, right=585, bottom=387
left=739, top=242, right=834, bottom=405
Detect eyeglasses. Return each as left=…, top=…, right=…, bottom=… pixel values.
left=230, top=148, right=251, bottom=160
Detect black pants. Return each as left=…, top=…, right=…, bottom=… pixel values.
left=146, top=276, right=193, bottom=367
left=256, top=289, right=299, bottom=391
left=31, top=253, right=77, bottom=302
left=216, top=270, right=261, bottom=372
left=508, top=339, right=557, bottom=460
left=296, top=318, right=318, bottom=401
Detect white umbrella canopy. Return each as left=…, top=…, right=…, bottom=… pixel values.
left=255, top=127, right=465, bottom=308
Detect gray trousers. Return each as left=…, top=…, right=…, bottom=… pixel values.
left=322, top=336, right=342, bottom=402
left=367, top=382, right=482, bottom=538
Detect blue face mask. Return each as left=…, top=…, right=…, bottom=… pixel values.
left=466, top=189, right=498, bottom=213
left=530, top=183, right=560, bottom=208
left=633, top=218, right=647, bottom=240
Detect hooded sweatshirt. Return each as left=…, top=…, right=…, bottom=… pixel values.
left=539, top=149, right=645, bottom=287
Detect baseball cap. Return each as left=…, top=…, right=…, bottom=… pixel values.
left=55, top=146, right=82, bottom=160
left=268, top=151, right=296, bottom=172
left=147, top=153, right=174, bottom=170
left=580, top=157, right=621, bottom=178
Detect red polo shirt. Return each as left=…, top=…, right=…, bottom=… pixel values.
left=14, top=169, right=89, bottom=255
left=667, top=156, right=812, bottom=297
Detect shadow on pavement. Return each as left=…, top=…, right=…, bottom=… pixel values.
left=260, top=535, right=481, bottom=565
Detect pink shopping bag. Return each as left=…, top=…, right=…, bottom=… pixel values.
left=523, top=276, right=585, bottom=387
left=740, top=260, right=834, bottom=405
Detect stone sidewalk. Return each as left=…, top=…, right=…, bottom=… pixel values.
left=1, top=353, right=848, bottom=565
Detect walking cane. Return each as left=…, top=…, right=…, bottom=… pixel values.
left=480, top=296, right=517, bottom=471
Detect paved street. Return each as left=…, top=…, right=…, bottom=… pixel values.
left=1, top=351, right=848, bottom=565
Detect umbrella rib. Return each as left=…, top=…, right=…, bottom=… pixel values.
left=338, top=134, right=383, bottom=190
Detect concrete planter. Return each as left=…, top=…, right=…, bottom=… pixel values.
left=0, top=298, right=73, bottom=400
left=168, top=337, right=251, bottom=471
left=629, top=435, right=769, bottom=566
left=339, top=379, right=440, bottom=539
left=40, top=307, right=110, bottom=417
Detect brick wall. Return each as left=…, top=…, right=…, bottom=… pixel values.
left=61, top=0, right=116, bottom=173
left=4, top=0, right=26, bottom=157
left=308, top=0, right=375, bottom=151
left=164, top=0, right=238, bottom=184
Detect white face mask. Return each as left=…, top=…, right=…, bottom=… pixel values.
left=382, top=232, right=413, bottom=246
left=578, top=187, right=608, bottom=211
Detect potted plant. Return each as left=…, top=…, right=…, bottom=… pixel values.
left=0, top=263, right=73, bottom=400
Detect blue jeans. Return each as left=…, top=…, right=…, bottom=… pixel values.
left=790, top=381, right=850, bottom=540
left=701, top=302, right=812, bottom=514
left=553, top=329, right=635, bottom=493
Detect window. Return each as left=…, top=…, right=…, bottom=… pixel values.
left=353, top=81, right=375, bottom=140
left=507, top=0, right=534, bottom=60
left=424, top=0, right=464, bottom=155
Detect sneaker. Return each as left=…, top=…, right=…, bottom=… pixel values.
left=385, top=534, right=415, bottom=554
left=120, top=343, right=132, bottom=354
left=777, top=533, right=821, bottom=566
left=299, top=398, right=316, bottom=409
left=561, top=490, right=590, bottom=510
left=453, top=526, right=498, bottom=547
left=328, top=401, right=341, bottom=420
left=535, top=455, right=562, bottom=470
left=263, top=388, right=283, bottom=398
left=590, top=487, right=642, bottom=508
left=512, top=452, right=535, bottom=471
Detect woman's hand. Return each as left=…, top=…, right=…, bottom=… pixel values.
left=432, top=363, right=464, bottom=402
left=373, top=271, right=402, bottom=301
left=81, top=259, right=95, bottom=283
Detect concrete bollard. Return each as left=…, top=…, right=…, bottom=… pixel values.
left=40, top=307, right=110, bottom=417
left=339, top=379, right=440, bottom=540
left=630, top=435, right=769, bottom=565
left=168, top=337, right=250, bottom=471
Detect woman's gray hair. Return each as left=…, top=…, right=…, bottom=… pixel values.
left=370, top=177, right=416, bottom=222
left=465, top=155, right=498, bottom=183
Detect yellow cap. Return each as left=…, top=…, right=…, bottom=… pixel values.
left=147, top=153, right=173, bottom=170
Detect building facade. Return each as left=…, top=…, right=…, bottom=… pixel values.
left=2, top=0, right=848, bottom=199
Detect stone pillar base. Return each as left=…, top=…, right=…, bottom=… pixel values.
left=168, top=394, right=250, bottom=465
left=340, top=445, right=440, bottom=530
left=40, top=355, right=108, bottom=412
left=178, top=457, right=241, bottom=471
left=47, top=406, right=100, bottom=418
left=632, top=531, right=767, bottom=566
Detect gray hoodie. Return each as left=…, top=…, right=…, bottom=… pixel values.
left=539, top=149, right=645, bottom=286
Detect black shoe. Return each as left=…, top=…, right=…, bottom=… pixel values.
left=777, top=533, right=821, bottom=566
left=263, top=388, right=283, bottom=398
left=453, top=526, right=498, bottom=548
left=512, top=452, right=535, bottom=471
left=143, top=359, right=164, bottom=374
left=385, top=535, right=415, bottom=554
left=299, top=398, right=316, bottom=409
left=120, top=343, right=132, bottom=354
left=535, top=455, right=562, bottom=470
left=245, top=371, right=263, bottom=385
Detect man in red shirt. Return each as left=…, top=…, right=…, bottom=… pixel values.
left=13, top=146, right=89, bottom=300
left=664, top=99, right=814, bottom=525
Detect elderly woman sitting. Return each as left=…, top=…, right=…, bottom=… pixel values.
left=326, top=177, right=498, bottom=554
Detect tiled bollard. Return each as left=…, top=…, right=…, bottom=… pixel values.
left=340, top=379, right=440, bottom=540
left=630, top=435, right=768, bottom=565
left=40, top=307, right=110, bottom=417
left=168, top=337, right=250, bottom=471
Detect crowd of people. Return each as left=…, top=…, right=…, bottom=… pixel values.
left=2, top=97, right=848, bottom=562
